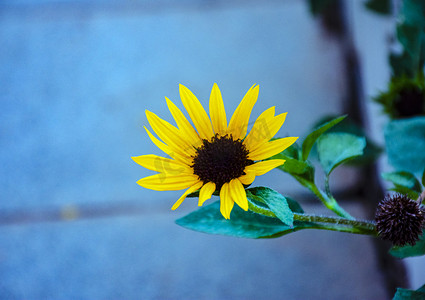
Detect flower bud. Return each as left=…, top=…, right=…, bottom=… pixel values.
left=375, top=194, right=424, bottom=246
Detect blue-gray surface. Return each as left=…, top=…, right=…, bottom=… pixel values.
left=0, top=204, right=387, bottom=300
left=1, top=1, right=387, bottom=299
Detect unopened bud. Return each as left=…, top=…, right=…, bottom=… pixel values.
left=375, top=194, right=424, bottom=246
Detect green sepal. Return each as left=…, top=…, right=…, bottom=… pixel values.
left=389, top=186, right=420, bottom=200
left=317, top=133, right=366, bottom=175
left=246, top=187, right=295, bottom=226
left=390, top=230, right=425, bottom=258
left=393, top=284, right=425, bottom=300
left=175, top=200, right=314, bottom=239
left=382, top=171, right=423, bottom=198
left=382, top=169, right=422, bottom=199
left=422, top=167, right=425, bottom=186
left=301, top=115, right=346, bottom=161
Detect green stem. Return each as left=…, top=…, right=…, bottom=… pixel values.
left=247, top=199, right=376, bottom=236
left=292, top=174, right=354, bottom=219
left=324, top=175, right=332, bottom=197
left=309, top=182, right=355, bottom=220
left=293, top=223, right=376, bottom=235
left=293, top=213, right=377, bottom=236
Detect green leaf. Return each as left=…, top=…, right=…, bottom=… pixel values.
left=246, top=194, right=304, bottom=219
left=281, top=143, right=301, bottom=160
left=390, top=230, right=425, bottom=258
left=390, top=51, right=416, bottom=77
left=311, top=115, right=382, bottom=165
left=402, top=0, right=425, bottom=28
left=382, top=171, right=423, bottom=193
left=385, top=117, right=425, bottom=174
left=397, top=23, right=422, bottom=64
left=272, top=153, right=315, bottom=182
left=301, top=115, right=346, bottom=161
left=307, top=0, right=336, bottom=16
left=392, top=0, right=425, bottom=77
left=393, top=284, right=425, bottom=300
left=175, top=201, right=314, bottom=239
left=246, top=187, right=294, bottom=226
left=364, top=0, right=392, bottom=15
left=285, top=196, right=304, bottom=214
left=317, top=133, right=366, bottom=175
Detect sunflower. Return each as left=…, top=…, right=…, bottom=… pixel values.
left=132, top=84, right=298, bottom=219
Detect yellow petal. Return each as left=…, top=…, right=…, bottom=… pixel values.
left=245, top=159, right=286, bottom=176
left=238, top=169, right=256, bottom=186
left=244, top=109, right=287, bottom=152
left=137, top=173, right=200, bottom=191
left=198, top=181, right=216, bottom=206
left=229, top=179, right=248, bottom=211
left=131, top=154, right=191, bottom=174
left=144, top=126, right=191, bottom=165
left=228, top=84, right=259, bottom=140
left=179, top=84, right=214, bottom=140
left=248, top=137, right=298, bottom=161
left=146, top=110, right=196, bottom=157
left=243, top=106, right=275, bottom=149
left=165, top=97, right=202, bottom=148
left=225, top=196, right=235, bottom=219
left=219, top=182, right=234, bottom=219
left=209, top=83, right=227, bottom=135
left=171, top=181, right=203, bottom=210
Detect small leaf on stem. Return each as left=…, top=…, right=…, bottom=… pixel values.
left=301, top=115, right=346, bottom=161
left=317, top=133, right=366, bottom=175
left=246, top=187, right=294, bottom=226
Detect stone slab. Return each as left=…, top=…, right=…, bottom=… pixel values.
left=0, top=203, right=387, bottom=300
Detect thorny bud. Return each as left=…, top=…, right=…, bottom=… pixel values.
left=375, top=194, right=424, bottom=246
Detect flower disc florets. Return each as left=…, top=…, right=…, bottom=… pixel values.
left=192, top=134, right=253, bottom=189
left=375, top=194, right=425, bottom=246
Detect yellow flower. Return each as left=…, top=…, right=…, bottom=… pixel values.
left=132, top=84, right=298, bottom=219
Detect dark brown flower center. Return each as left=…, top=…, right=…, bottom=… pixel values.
left=395, top=87, right=425, bottom=118
left=191, top=134, right=253, bottom=189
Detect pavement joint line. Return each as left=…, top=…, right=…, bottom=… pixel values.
left=0, top=203, right=167, bottom=226
left=0, top=192, right=364, bottom=227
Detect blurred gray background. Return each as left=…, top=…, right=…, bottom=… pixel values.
left=0, top=0, right=412, bottom=299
